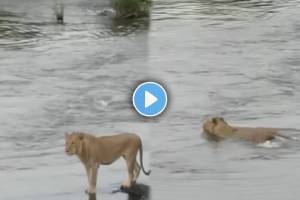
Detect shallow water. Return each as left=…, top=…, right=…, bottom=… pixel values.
left=1, top=0, right=300, bottom=199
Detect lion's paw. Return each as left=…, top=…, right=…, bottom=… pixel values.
left=85, top=188, right=96, bottom=195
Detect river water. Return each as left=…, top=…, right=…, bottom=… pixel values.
left=1, top=0, right=300, bottom=200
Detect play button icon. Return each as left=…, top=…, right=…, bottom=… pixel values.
left=145, top=91, right=157, bottom=108
left=132, top=82, right=168, bottom=117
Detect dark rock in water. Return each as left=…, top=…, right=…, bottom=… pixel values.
left=120, top=183, right=150, bottom=200
left=88, top=193, right=96, bottom=200
left=56, top=15, right=64, bottom=23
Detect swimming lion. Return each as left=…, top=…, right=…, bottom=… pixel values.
left=202, top=117, right=281, bottom=143
left=65, top=132, right=151, bottom=194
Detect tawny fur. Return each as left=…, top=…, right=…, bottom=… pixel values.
left=203, top=117, right=279, bottom=143
left=65, top=132, right=151, bottom=194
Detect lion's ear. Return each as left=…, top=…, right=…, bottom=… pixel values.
left=212, top=118, right=218, bottom=125
left=220, top=117, right=224, bottom=121
left=78, top=133, right=84, bottom=140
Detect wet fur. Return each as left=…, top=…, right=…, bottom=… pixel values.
left=203, top=117, right=279, bottom=144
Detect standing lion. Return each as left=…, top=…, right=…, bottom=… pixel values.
left=65, top=132, right=151, bottom=195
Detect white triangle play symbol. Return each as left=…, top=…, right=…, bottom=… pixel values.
left=145, top=91, right=158, bottom=108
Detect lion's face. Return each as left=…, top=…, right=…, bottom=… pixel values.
left=203, top=117, right=229, bottom=139
left=65, top=132, right=83, bottom=156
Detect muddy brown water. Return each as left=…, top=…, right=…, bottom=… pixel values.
left=1, top=0, right=300, bottom=200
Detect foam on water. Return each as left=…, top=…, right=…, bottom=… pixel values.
left=257, top=140, right=281, bottom=148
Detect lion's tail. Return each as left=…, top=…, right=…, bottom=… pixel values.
left=139, top=140, right=151, bottom=176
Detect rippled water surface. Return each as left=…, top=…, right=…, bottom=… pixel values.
left=1, top=0, right=300, bottom=200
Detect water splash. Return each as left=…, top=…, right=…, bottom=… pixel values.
left=257, top=140, right=281, bottom=148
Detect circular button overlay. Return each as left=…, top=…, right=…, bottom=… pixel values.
left=132, top=82, right=168, bottom=117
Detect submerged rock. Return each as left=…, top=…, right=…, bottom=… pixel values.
left=113, top=0, right=152, bottom=18
left=120, top=183, right=150, bottom=199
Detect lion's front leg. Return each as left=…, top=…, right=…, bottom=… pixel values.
left=84, top=165, right=92, bottom=194
left=84, top=165, right=98, bottom=194
left=88, top=165, right=98, bottom=194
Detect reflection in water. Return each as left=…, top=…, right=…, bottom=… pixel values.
left=109, top=18, right=150, bottom=36
left=152, top=0, right=279, bottom=22
left=0, top=10, right=39, bottom=41
left=199, top=0, right=274, bottom=7
left=0, top=4, right=150, bottom=47
left=0, top=10, right=18, bottom=18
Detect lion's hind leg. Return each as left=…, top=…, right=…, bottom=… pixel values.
left=133, top=161, right=141, bottom=182
left=122, top=153, right=137, bottom=189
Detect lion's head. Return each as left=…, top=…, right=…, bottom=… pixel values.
left=65, top=132, right=84, bottom=156
left=203, top=117, right=234, bottom=140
